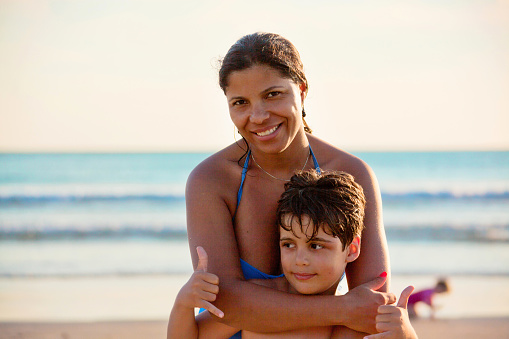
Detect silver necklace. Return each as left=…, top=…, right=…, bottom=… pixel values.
left=251, top=148, right=311, bottom=182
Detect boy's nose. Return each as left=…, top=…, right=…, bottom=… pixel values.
left=295, top=249, right=309, bottom=266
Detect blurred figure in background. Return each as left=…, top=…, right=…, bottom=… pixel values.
left=407, top=278, right=450, bottom=319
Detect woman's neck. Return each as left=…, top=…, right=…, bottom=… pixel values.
left=249, top=136, right=311, bottom=181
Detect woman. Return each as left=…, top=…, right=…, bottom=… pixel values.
left=185, top=32, right=395, bottom=336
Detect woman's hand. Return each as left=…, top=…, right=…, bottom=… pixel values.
left=364, top=286, right=418, bottom=339
left=175, top=246, right=224, bottom=318
left=341, top=273, right=397, bottom=334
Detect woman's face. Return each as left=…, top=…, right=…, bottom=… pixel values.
left=225, top=64, right=306, bottom=155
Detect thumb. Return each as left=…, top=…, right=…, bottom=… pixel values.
left=362, top=272, right=388, bottom=291
left=397, top=285, right=415, bottom=309
left=195, top=246, right=208, bottom=272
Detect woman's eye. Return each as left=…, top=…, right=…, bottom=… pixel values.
left=267, top=91, right=280, bottom=98
left=232, top=99, right=246, bottom=106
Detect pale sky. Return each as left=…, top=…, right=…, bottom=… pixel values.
left=1, top=0, right=508, bottom=152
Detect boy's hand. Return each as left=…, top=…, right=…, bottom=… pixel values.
left=342, top=273, right=397, bottom=334
left=175, top=246, right=224, bottom=318
left=364, top=286, right=418, bottom=339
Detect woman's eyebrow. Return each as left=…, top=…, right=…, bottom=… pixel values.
left=228, top=95, right=245, bottom=102
left=262, top=85, right=285, bottom=94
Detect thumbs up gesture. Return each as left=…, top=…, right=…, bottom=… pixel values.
left=364, top=286, right=418, bottom=339
left=176, top=246, right=224, bottom=318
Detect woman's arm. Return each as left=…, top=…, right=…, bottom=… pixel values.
left=185, top=159, right=395, bottom=334
left=344, top=157, right=391, bottom=292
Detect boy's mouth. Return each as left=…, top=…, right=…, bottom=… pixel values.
left=293, top=273, right=316, bottom=280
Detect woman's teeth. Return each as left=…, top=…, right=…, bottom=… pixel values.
left=257, top=126, right=278, bottom=137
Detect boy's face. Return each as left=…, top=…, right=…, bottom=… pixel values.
left=279, top=214, right=360, bottom=295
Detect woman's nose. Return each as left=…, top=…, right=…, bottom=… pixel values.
left=249, top=103, right=269, bottom=124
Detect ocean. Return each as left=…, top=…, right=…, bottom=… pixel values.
left=1, top=151, right=508, bottom=278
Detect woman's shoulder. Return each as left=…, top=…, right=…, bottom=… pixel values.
left=186, top=142, right=247, bottom=192
left=308, top=134, right=375, bottom=180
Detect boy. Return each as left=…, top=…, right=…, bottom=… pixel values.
left=168, top=170, right=416, bottom=338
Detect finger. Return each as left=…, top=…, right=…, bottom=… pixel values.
left=375, top=321, right=393, bottom=333
left=364, top=333, right=387, bottom=339
left=195, top=278, right=220, bottom=295
left=376, top=305, right=399, bottom=315
left=195, top=246, right=208, bottom=272
left=397, top=285, right=415, bottom=309
left=376, top=312, right=401, bottom=323
left=384, top=292, right=397, bottom=305
left=194, top=271, right=220, bottom=286
left=362, top=272, right=388, bottom=292
left=197, top=289, right=219, bottom=303
left=200, top=300, right=224, bottom=319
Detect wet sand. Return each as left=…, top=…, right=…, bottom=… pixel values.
left=1, top=274, right=508, bottom=338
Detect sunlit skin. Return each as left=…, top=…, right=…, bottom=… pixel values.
left=226, top=65, right=310, bottom=176
left=181, top=50, right=393, bottom=334
left=280, top=214, right=360, bottom=296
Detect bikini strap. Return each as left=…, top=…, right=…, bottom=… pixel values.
left=236, top=146, right=320, bottom=211
left=309, top=145, right=321, bottom=174
left=236, top=150, right=251, bottom=211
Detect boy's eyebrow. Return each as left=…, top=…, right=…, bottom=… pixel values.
left=279, top=236, right=296, bottom=241
left=307, top=237, right=332, bottom=243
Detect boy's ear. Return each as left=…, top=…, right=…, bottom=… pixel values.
left=346, top=236, right=361, bottom=263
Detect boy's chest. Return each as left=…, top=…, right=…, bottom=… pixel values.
left=242, top=326, right=333, bottom=339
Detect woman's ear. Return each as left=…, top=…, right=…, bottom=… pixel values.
left=346, top=236, right=361, bottom=263
left=299, top=83, right=307, bottom=102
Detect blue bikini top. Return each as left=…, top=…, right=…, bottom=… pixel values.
left=236, top=146, right=321, bottom=279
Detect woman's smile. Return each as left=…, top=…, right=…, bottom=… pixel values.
left=225, top=65, right=307, bottom=154
left=253, top=124, right=281, bottom=137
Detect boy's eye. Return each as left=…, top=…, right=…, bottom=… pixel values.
left=310, top=243, right=324, bottom=250
left=281, top=242, right=295, bottom=249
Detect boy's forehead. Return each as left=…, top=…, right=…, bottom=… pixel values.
left=280, top=214, right=334, bottom=239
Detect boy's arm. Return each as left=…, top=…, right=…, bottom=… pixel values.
left=195, top=310, right=240, bottom=339
left=168, top=306, right=239, bottom=339
left=167, top=247, right=225, bottom=339
left=364, top=286, right=418, bottom=339
left=167, top=301, right=199, bottom=339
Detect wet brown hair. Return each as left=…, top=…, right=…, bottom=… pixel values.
left=276, top=170, right=366, bottom=250
left=219, top=32, right=312, bottom=134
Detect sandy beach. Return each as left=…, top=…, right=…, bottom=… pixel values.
left=2, top=317, right=509, bottom=339
left=1, top=274, right=508, bottom=338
